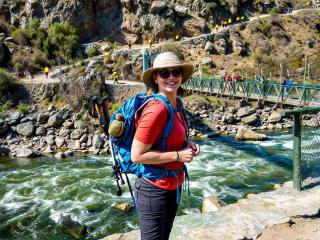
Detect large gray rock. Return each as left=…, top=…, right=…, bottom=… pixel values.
left=92, top=134, right=105, bottom=150
left=16, top=122, right=35, bottom=137
left=47, top=109, right=70, bottom=128
left=214, top=37, right=227, bottom=55
left=241, top=114, right=258, bottom=125
left=235, top=126, right=267, bottom=141
left=6, top=112, right=22, bottom=125
left=150, top=1, right=167, bottom=13
left=268, top=111, right=282, bottom=124
left=16, top=147, right=39, bottom=158
left=35, top=126, right=46, bottom=136
left=236, top=107, right=256, bottom=118
left=0, top=119, right=8, bottom=136
left=70, top=129, right=82, bottom=140
left=45, top=135, right=55, bottom=146
left=174, top=5, right=188, bottom=17
left=37, top=112, right=49, bottom=124
left=58, top=128, right=69, bottom=137
left=55, top=137, right=65, bottom=148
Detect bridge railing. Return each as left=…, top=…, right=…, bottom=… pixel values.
left=282, top=107, right=320, bottom=190
left=184, top=78, right=320, bottom=106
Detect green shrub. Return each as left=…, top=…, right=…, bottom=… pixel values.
left=87, top=47, right=99, bottom=57
left=257, top=20, right=272, bottom=36
left=104, top=51, right=113, bottom=64
left=0, top=101, right=12, bottom=119
left=164, top=18, right=176, bottom=31
left=44, top=22, right=79, bottom=61
left=17, top=103, right=28, bottom=113
left=27, top=19, right=47, bottom=49
left=206, top=2, right=217, bottom=13
left=12, top=50, right=40, bottom=73
left=199, top=66, right=212, bottom=78
left=0, top=68, right=19, bottom=96
left=11, top=28, right=30, bottom=45
left=32, top=49, right=51, bottom=68
left=269, top=7, right=280, bottom=15
left=14, top=62, right=23, bottom=73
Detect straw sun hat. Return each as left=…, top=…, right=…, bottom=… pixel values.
left=141, top=52, right=194, bottom=88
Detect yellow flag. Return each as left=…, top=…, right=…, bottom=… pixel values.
left=236, top=17, right=240, bottom=21
left=228, top=18, right=232, bottom=24
left=224, top=21, right=227, bottom=25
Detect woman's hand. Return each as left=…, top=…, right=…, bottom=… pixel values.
left=177, top=147, right=194, bottom=163
left=186, top=140, right=200, bottom=156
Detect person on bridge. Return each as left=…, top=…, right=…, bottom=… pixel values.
left=133, top=51, right=200, bottom=240
left=234, top=73, right=243, bottom=82
left=44, top=66, right=49, bottom=79
left=225, top=72, right=232, bottom=91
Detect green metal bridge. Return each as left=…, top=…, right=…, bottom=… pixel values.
left=184, top=78, right=320, bottom=107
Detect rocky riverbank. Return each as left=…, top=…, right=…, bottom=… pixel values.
left=1, top=84, right=320, bottom=158
left=102, top=182, right=320, bottom=240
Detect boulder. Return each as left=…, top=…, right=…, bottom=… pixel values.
left=236, top=107, right=256, bottom=118
left=74, top=120, right=85, bottom=130
left=204, top=41, right=215, bottom=54
left=16, top=147, right=39, bottom=158
left=55, top=137, right=65, bottom=148
left=6, top=112, right=22, bottom=125
left=16, top=122, right=35, bottom=137
left=26, top=0, right=44, bottom=18
left=304, top=118, right=319, bottom=127
left=0, top=119, right=8, bottom=136
left=120, top=0, right=132, bottom=11
left=214, top=37, right=227, bottom=55
left=58, top=128, right=69, bottom=137
left=45, top=135, right=55, bottom=146
left=174, top=5, right=188, bottom=17
left=150, top=1, right=167, bottom=14
left=35, top=126, right=46, bottom=136
left=183, top=18, right=207, bottom=37
left=92, top=134, right=105, bottom=150
left=70, top=129, right=82, bottom=140
left=268, top=111, right=282, bottom=124
left=37, top=112, right=49, bottom=124
left=47, top=109, right=70, bottom=128
left=55, top=152, right=66, bottom=159
left=59, top=215, right=87, bottom=239
left=241, top=114, right=258, bottom=126
left=63, top=121, right=73, bottom=129
left=202, top=196, right=226, bottom=213
left=235, top=126, right=267, bottom=141
left=65, top=150, right=74, bottom=157
left=116, top=203, right=134, bottom=212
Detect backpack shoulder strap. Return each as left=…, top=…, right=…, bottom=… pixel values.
left=152, top=94, right=175, bottom=151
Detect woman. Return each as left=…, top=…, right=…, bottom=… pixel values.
left=131, top=52, right=200, bottom=240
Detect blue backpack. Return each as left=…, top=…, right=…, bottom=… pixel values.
left=109, top=93, right=189, bottom=205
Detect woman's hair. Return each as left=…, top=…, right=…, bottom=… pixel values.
left=150, top=70, right=187, bottom=97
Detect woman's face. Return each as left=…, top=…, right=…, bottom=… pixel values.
left=154, top=67, right=183, bottom=95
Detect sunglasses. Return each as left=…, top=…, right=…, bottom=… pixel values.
left=158, top=68, right=183, bottom=79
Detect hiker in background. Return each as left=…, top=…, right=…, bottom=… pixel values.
left=112, top=70, right=119, bottom=84
left=44, top=66, right=49, bottom=79
left=225, top=72, right=232, bottom=91
left=132, top=52, right=200, bottom=240
left=283, top=75, right=292, bottom=95
left=234, top=73, right=242, bottom=82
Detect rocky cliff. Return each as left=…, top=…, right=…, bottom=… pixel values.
left=0, top=0, right=310, bottom=42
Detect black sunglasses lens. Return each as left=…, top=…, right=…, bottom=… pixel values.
left=172, top=68, right=182, bottom=77
left=159, top=70, right=170, bottom=79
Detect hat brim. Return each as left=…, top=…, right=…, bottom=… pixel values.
left=141, top=63, right=194, bottom=88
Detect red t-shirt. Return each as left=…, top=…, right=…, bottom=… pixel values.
left=134, top=100, right=188, bottom=190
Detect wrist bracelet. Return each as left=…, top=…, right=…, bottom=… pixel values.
left=176, top=151, right=180, bottom=161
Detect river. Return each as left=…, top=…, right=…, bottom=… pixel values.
left=0, top=131, right=292, bottom=239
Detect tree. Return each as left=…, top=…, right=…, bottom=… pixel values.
left=44, top=22, right=79, bottom=61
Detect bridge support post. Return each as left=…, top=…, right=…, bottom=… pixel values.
left=293, top=113, right=302, bottom=191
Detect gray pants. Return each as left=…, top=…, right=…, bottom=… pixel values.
left=135, top=177, right=180, bottom=240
